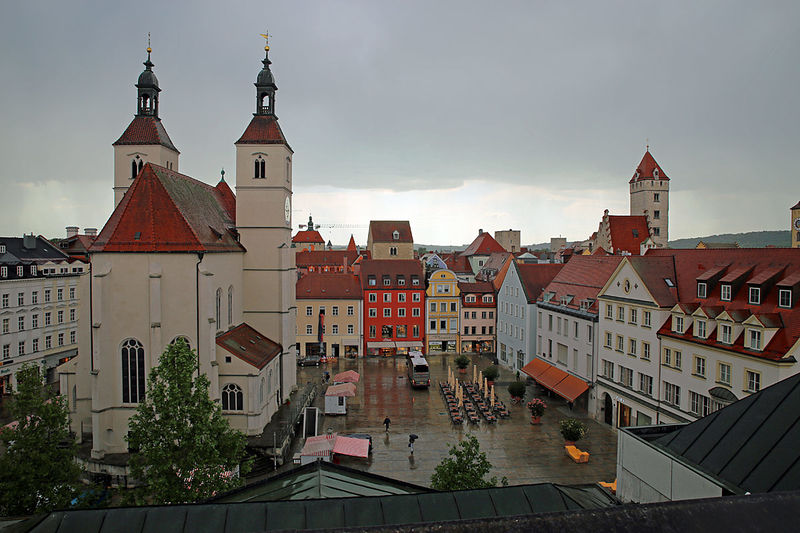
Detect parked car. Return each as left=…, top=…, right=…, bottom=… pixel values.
left=298, top=354, right=322, bottom=366
left=341, top=433, right=373, bottom=454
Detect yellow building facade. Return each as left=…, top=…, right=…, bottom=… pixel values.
left=425, top=269, right=460, bottom=354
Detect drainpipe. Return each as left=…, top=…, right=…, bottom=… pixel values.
left=196, top=252, right=204, bottom=374
left=89, top=260, right=94, bottom=372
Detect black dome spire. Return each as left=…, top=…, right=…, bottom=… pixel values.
left=255, top=45, right=277, bottom=116
left=136, top=47, right=160, bottom=117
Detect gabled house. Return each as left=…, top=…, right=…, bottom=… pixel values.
left=458, top=281, right=496, bottom=354
left=367, top=221, right=413, bottom=260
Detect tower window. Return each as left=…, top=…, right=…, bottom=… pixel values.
left=254, top=155, right=266, bottom=179
left=654, top=193, right=660, bottom=202
left=653, top=227, right=660, bottom=236
left=653, top=210, right=660, bottom=219
left=131, top=156, right=143, bottom=179
left=260, top=92, right=270, bottom=113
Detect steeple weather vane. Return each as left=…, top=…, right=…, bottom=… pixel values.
left=260, top=30, right=271, bottom=51
left=147, top=32, right=152, bottom=55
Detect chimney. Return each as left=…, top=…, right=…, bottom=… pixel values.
left=66, top=226, right=79, bottom=238
left=478, top=229, right=483, bottom=235
left=22, top=233, right=36, bottom=250
left=84, top=228, right=98, bottom=238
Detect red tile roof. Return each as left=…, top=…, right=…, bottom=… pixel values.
left=629, top=149, right=668, bottom=183
left=113, top=116, right=179, bottom=153
left=235, top=115, right=291, bottom=148
left=441, top=252, right=472, bottom=274
left=459, top=281, right=496, bottom=308
left=538, top=255, right=624, bottom=314
left=517, top=264, right=564, bottom=303
left=216, top=323, right=281, bottom=369
left=625, top=255, right=679, bottom=306
left=292, top=230, right=325, bottom=244
left=215, top=178, right=236, bottom=222
left=90, top=163, right=244, bottom=253
left=460, top=232, right=507, bottom=257
left=359, top=259, right=423, bottom=290
left=368, top=221, right=413, bottom=243
left=607, top=215, right=650, bottom=255
left=347, top=235, right=357, bottom=252
left=296, top=249, right=361, bottom=270
left=297, top=273, right=362, bottom=299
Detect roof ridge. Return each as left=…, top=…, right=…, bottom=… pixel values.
left=151, top=166, right=205, bottom=249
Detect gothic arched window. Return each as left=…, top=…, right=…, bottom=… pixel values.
left=222, top=383, right=243, bottom=411
left=254, top=155, right=266, bottom=179
left=215, top=288, right=222, bottom=329
left=227, top=286, right=234, bottom=327
left=169, top=336, right=191, bottom=350
left=121, top=338, right=146, bottom=403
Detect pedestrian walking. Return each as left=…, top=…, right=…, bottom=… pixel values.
left=383, top=416, right=391, bottom=433
left=408, top=434, right=418, bottom=454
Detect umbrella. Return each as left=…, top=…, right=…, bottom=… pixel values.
left=491, top=384, right=495, bottom=408
left=409, top=434, right=419, bottom=442
left=473, top=364, right=477, bottom=383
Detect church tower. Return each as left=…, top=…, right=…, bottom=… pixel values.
left=791, top=201, right=800, bottom=248
left=629, top=148, right=669, bottom=247
left=112, top=46, right=179, bottom=207
left=235, top=39, right=296, bottom=398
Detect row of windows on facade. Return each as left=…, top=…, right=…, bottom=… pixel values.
left=2, top=309, right=77, bottom=333
left=120, top=337, right=273, bottom=410
left=0, top=265, right=83, bottom=278
left=540, top=312, right=594, bottom=343
left=499, top=321, right=524, bottom=341
left=2, top=331, right=76, bottom=359
left=696, top=281, right=794, bottom=307
left=499, top=344, right=527, bottom=370
left=252, top=155, right=291, bottom=181
left=669, top=314, right=766, bottom=351
left=367, top=324, right=420, bottom=339
left=304, top=324, right=356, bottom=336
left=305, top=305, right=356, bottom=316
left=603, top=304, right=653, bottom=326
left=367, top=307, right=421, bottom=318
left=600, top=340, right=761, bottom=392
left=367, top=293, right=422, bottom=303
left=130, top=157, right=173, bottom=179
left=600, top=359, right=760, bottom=416
left=1, top=287, right=77, bottom=308
left=536, top=337, right=593, bottom=376
left=367, top=275, right=420, bottom=286
left=503, top=301, right=525, bottom=319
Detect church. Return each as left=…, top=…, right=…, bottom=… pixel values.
left=59, top=41, right=297, bottom=463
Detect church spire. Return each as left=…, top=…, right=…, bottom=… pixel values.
left=136, top=37, right=160, bottom=117
left=255, top=32, right=277, bottom=116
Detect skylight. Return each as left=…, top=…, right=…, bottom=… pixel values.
left=664, top=278, right=675, bottom=287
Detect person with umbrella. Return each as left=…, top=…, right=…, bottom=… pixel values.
left=408, top=433, right=418, bottom=454
left=383, top=416, right=391, bottom=433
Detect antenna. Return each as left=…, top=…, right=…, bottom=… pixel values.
left=260, top=30, right=271, bottom=51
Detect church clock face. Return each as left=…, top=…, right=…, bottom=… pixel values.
left=284, top=196, right=291, bottom=224
left=794, top=217, right=800, bottom=231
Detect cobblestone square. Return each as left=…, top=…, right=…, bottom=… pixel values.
left=289, top=354, right=617, bottom=488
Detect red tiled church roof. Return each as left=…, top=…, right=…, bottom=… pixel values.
left=113, top=116, right=179, bottom=153
left=297, top=273, right=362, bottom=299
left=215, top=178, right=236, bottom=223
left=607, top=215, right=650, bottom=255
left=347, top=235, right=357, bottom=252
left=90, top=163, right=243, bottom=253
left=293, top=230, right=325, bottom=244
left=459, top=232, right=507, bottom=257
left=235, top=115, right=291, bottom=148
left=630, top=149, right=668, bottom=183
left=216, top=323, right=281, bottom=369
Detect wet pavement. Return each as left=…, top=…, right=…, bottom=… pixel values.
left=275, top=354, right=617, bottom=488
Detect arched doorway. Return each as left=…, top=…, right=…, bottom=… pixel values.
left=603, top=393, right=613, bottom=425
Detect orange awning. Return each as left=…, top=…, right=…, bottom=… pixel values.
left=521, top=358, right=550, bottom=379
left=333, top=436, right=370, bottom=458
left=524, top=358, right=589, bottom=403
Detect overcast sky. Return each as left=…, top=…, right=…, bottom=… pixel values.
left=1, top=1, right=798, bottom=247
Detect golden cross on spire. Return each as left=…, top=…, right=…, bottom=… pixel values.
left=646, top=138, right=649, bottom=152
left=147, top=32, right=152, bottom=54
left=260, top=30, right=271, bottom=51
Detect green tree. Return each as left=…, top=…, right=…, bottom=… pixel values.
left=127, top=340, right=251, bottom=504
left=0, top=364, right=81, bottom=516
left=430, top=434, right=507, bottom=491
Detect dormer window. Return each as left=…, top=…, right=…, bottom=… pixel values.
left=465, top=295, right=476, bottom=303
left=17, top=266, right=23, bottom=277
left=779, top=289, right=792, bottom=308
left=697, top=282, right=707, bottom=299
left=368, top=275, right=376, bottom=286
left=748, top=287, right=761, bottom=305
left=482, top=295, right=493, bottom=303
left=695, top=320, right=707, bottom=338
left=653, top=168, right=659, bottom=178
left=673, top=315, right=684, bottom=333
left=397, top=276, right=406, bottom=286
left=720, top=323, right=732, bottom=344
left=720, top=284, right=732, bottom=301
left=0, top=244, right=5, bottom=254
left=392, top=231, right=399, bottom=240
left=748, top=328, right=762, bottom=351
left=254, top=155, right=266, bottom=179
left=383, top=276, right=391, bottom=286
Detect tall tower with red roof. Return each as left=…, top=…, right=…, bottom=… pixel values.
left=629, top=148, right=669, bottom=247
left=234, top=38, right=296, bottom=393
left=112, top=46, right=179, bottom=207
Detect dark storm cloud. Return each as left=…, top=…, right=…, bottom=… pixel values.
left=0, top=1, right=798, bottom=239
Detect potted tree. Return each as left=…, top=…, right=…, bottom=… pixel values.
left=507, top=381, right=526, bottom=404
left=559, top=418, right=587, bottom=446
left=482, top=365, right=499, bottom=387
left=455, top=354, right=470, bottom=374
left=526, top=398, right=546, bottom=424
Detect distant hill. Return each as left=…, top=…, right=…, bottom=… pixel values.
left=669, top=231, right=790, bottom=249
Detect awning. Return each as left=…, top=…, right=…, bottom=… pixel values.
left=395, top=342, right=423, bottom=348
left=367, top=341, right=396, bottom=348
left=342, top=340, right=360, bottom=346
left=301, top=433, right=337, bottom=457
left=326, top=383, right=357, bottom=397
left=333, top=436, right=370, bottom=458
left=333, top=370, right=360, bottom=383
left=522, top=358, right=589, bottom=403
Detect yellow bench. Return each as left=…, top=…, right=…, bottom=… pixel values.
left=565, top=445, right=589, bottom=463
left=598, top=479, right=617, bottom=493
